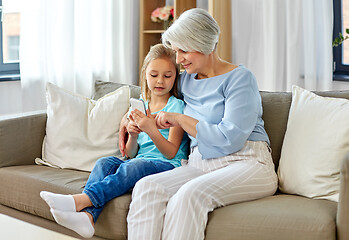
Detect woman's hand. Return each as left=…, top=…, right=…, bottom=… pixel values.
left=119, top=113, right=129, bottom=157
left=130, top=109, right=158, bottom=134
left=155, top=111, right=180, bottom=129
left=157, top=111, right=199, bottom=137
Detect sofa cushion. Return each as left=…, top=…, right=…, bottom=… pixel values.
left=0, top=165, right=130, bottom=239
left=36, top=83, right=130, bottom=172
left=205, top=194, right=337, bottom=240
left=278, top=86, right=349, bottom=202
left=261, top=89, right=349, bottom=170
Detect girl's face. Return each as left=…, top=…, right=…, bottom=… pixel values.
left=172, top=46, right=208, bottom=75
left=146, top=57, right=176, bottom=99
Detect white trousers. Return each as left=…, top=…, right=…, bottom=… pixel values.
left=127, top=141, right=278, bottom=240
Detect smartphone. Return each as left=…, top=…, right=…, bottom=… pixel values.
left=130, top=98, right=146, bottom=115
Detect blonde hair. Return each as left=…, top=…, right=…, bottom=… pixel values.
left=162, top=8, right=220, bottom=55
left=140, top=44, right=179, bottom=102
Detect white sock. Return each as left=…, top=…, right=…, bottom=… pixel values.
left=40, top=191, right=76, bottom=212
left=50, top=208, right=95, bottom=238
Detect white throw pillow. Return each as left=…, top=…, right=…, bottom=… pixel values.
left=35, top=82, right=130, bottom=172
left=278, top=85, right=349, bottom=202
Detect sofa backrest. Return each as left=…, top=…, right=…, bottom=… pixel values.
left=92, top=81, right=349, bottom=171
left=92, top=80, right=142, bottom=100
left=261, top=90, right=349, bottom=170
left=260, top=91, right=292, bottom=170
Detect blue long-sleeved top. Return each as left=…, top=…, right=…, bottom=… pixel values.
left=178, top=65, right=269, bottom=159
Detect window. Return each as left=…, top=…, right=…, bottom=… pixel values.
left=0, top=0, right=20, bottom=81
left=333, top=0, right=349, bottom=80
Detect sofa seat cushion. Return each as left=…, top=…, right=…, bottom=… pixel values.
left=0, top=165, right=131, bottom=240
left=205, top=194, right=337, bottom=240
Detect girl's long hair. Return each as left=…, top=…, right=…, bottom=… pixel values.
left=140, top=44, right=179, bottom=102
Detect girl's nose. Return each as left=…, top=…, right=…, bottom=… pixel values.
left=157, top=77, right=164, bottom=83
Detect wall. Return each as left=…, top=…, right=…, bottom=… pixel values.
left=333, top=80, right=349, bottom=90
left=0, top=80, right=22, bottom=116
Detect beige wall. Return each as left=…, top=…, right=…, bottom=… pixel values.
left=0, top=81, right=22, bottom=116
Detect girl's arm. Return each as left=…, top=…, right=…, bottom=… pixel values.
left=147, top=125, right=184, bottom=159
left=131, top=109, right=184, bottom=159
left=124, top=120, right=141, bottom=158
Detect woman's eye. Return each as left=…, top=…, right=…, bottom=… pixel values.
left=165, top=75, right=172, bottom=78
left=150, top=74, right=157, bottom=77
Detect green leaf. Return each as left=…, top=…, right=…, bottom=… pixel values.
left=332, top=30, right=349, bottom=47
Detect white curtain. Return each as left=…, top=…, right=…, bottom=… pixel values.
left=232, top=0, right=333, bottom=91
left=20, top=0, right=139, bottom=112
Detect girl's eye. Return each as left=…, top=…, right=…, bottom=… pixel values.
left=165, top=75, right=172, bottom=78
left=150, top=74, right=157, bottom=77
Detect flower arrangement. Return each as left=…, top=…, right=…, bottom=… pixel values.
left=151, top=6, right=174, bottom=23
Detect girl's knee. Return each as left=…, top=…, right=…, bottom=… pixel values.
left=96, top=156, right=114, bottom=164
left=92, top=156, right=120, bottom=172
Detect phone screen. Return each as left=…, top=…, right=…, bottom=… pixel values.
left=130, top=98, right=146, bottom=115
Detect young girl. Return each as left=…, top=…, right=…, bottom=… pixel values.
left=40, top=44, right=189, bottom=238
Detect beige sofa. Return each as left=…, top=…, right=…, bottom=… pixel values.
left=0, top=82, right=348, bottom=240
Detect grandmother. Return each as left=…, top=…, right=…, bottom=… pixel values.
left=120, top=8, right=278, bottom=240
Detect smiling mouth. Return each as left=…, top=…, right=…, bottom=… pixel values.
left=183, top=63, right=191, bottom=68
left=155, top=87, right=164, bottom=90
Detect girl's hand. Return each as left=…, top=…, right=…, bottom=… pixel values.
left=126, top=118, right=141, bottom=138
left=155, top=111, right=180, bottom=129
left=131, top=109, right=158, bottom=134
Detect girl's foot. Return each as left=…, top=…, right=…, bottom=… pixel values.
left=40, top=191, right=76, bottom=212
left=50, top=208, right=95, bottom=238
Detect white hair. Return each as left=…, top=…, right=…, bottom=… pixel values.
left=162, top=8, right=220, bottom=55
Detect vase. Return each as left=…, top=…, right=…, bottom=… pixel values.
left=163, top=20, right=172, bottom=30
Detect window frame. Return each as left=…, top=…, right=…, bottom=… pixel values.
left=0, top=0, right=20, bottom=81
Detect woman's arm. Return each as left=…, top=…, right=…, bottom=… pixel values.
left=119, top=113, right=129, bottom=157
left=156, top=70, right=262, bottom=160
left=191, top=73, right=260, bottom=159
left=131, top=109, right=184, bottom=159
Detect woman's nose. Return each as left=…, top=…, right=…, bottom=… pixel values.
left=176, top=52, right=183, bottom=64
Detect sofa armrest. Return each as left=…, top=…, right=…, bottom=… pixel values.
left=337, top=153, right=349, bottom=240
left=0, top=111, right=47, bottom=167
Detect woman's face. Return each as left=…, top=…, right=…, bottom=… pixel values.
left=172, top=46, right=208, bottom=75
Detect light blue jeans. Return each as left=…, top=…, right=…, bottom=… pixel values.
left=82, top=156, right=174, bottom=222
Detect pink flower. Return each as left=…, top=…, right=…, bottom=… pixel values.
left=159, top=9, right=170, bottom=21
left=150, top=6, right=174, bottom=23
left=151, top=8, right=161, bottom=18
